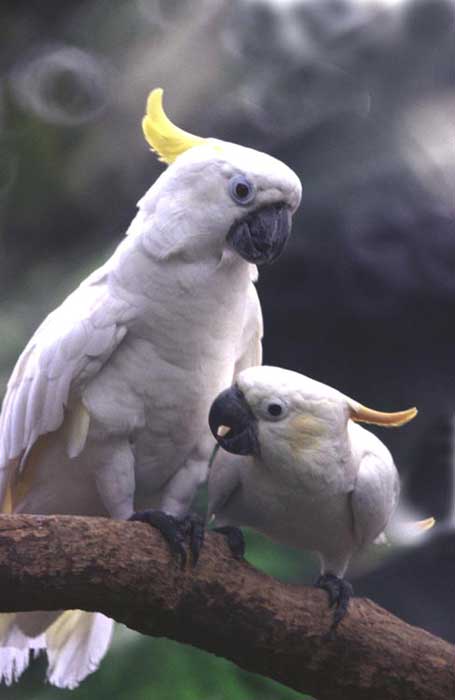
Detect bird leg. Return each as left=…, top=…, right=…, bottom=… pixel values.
left=129, top=510, right=204, bottom=569
left=212, top=526, right=245, bottom=559
left=315, top=573, right=353, bottom=634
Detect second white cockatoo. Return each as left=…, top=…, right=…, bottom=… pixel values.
left=0, top=91, right=302, bottom=687
left=208, top=366, right=433, bottom=629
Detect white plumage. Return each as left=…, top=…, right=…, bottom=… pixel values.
left=0, top=611, right=113, bottom=689
left=208, top=366, right=420, bottom=626
left=0, top=97, right=302, bottom=686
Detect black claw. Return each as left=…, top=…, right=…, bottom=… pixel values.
left=213, top=526, right=245, bottom=559
left=129, top=510, right=188, bottom=569
left=315, top=574, right=353, bottom=634
left=187, top=514, right=205, bottom=565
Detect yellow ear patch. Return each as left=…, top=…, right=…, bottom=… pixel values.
left=289, top=414, right=326, bottom=453
left=142, top=88, right=207, bottom=164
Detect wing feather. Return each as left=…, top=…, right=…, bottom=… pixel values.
left=0, top=275, right=133, bottom=506
left=233, top=279, right=263, bottom=377
left=208, top=277, right=261, bottom=522
left=208, top=451, right=243, bottom=522
left=350, top=450, right=400, bottom=548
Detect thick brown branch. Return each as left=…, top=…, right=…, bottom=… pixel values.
left=0, top=514, right=453, bottom=699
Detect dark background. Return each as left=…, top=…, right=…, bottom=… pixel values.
left=0, top=1, right=454, bottom=698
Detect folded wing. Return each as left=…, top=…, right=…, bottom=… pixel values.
left=0, top=270, right=133, bottom=508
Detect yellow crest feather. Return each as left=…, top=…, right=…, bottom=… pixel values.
left=142, top=88, right=206, bottom=164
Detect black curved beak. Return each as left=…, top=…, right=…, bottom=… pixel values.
left=209, top=385, right=259, bottom=457
left=227, top=203, right=292, bottom=265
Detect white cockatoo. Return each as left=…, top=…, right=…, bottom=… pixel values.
left=0, top=90, right=302, bottom=687
left=208, top=366, right=433, bottom=629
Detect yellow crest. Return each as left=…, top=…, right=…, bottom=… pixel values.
left=142, top=88, right=207, bottom=164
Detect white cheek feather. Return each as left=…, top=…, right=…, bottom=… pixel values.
left=256, top=411, right=353, bottom=496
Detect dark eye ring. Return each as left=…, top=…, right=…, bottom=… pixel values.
left=267, top=403, right=283, bottom=417
left=229, top=175, right=255, bottom=205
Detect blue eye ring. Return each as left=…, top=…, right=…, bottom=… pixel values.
left=260, top=397, right=288, bottom=421
left=228, top=175, right=255, bottom=206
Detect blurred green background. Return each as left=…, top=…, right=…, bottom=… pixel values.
left=1, top=0, right=454, bottom=697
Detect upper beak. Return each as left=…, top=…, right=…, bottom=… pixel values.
left=227, top=203, right=292, bottom=265
left=209, top=385, right=259, bottom=456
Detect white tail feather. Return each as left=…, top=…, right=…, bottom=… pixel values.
left=46, top=611, right=113, bottom=689
left=0, top=648, right=34, bottom=685
left=0, top=610, right=113, bottom=689
left=0, top=613, right=46, bottom=685
left=380, top=503, right=436, bottom=546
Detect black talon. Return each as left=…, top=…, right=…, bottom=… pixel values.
left=129, top=510, right=188, bottom=569
left=213, top=526, right=245, bottom=559
left=315, top=573, right=353, bottom=635
left=186, top=513, right=205, bottom=565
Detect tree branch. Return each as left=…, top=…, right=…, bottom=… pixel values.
left=0, top=514, right=453, bottom=699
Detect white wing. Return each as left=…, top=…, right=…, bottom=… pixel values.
left=0, top=268, right=133, bottom=503
left=208, top=273, right=262, bottom=522
left=233, top=275, right=263, bottom=377
left=207, top=450, right=244, bottom=522
left=350, top=449, right=400, bottom=549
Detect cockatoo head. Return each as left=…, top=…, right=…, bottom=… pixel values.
left=209, top=366, right=417, bottom=461
left=139, top=89, right=302, bottom=265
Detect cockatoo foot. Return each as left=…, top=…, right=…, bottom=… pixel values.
left=181, top=513, right=205, bottom=565
left=129, top=510, right=201, bottom=569
left=315, top=573, right=353, bottom=634
left=212, top=526, right=245, bottom=559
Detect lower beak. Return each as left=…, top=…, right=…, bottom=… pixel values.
left=209, top=385, right=259, bottom=456
left=227, top=203, right=292, bottom=265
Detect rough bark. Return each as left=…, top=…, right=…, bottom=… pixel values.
left=0, top=514, right=453, bottom=700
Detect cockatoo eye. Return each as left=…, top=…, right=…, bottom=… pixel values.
left=229, top=175, right=255, bottom=205
left=268, top=403, right=283, bottom=417
left=259, top=398, right=288, bottom=421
